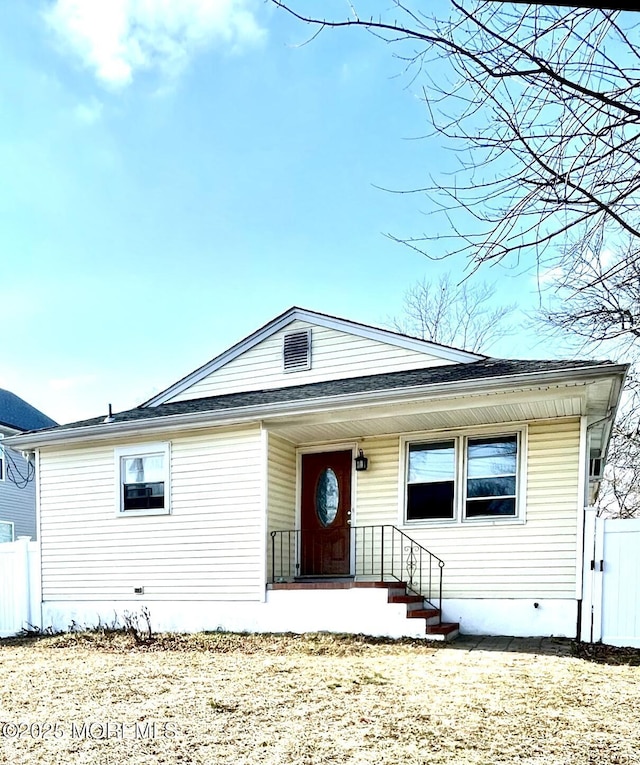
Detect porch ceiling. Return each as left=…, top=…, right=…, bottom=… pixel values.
left=266, top=382, right=589, bottom=444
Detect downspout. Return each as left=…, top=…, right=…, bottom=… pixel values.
left=35, top=449, right=43, bottom=632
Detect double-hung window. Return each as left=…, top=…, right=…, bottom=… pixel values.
left=405, top=429, right=523, bottom=523
left=115, top=443, right=170, bottom=516
left=465, top=435, right=518, bottom=517
left=407, top=440, right=456, bottom=520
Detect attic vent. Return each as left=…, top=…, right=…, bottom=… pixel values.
left=283, top=329, right=311, bottom=372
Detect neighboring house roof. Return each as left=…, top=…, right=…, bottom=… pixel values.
left=0, top=389, right=57, bottom=432
left=13, top=358, right=622, bottom=437
left=142, top=306, right=486, bottom=407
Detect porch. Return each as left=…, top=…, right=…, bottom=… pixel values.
left=267, top=525, right=460, bottom=640
left=263, top=418, right=584, bottom=639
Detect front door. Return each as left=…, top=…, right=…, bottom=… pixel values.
left=300, top=450, right=352, bottom=576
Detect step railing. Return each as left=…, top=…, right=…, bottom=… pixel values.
left=270, top=525, right=444, bottom=618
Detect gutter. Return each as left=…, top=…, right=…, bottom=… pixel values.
left=5, top=363, right=628, bottom=450
left=591, top=363, right=628, bottom=470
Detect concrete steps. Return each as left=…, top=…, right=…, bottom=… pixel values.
left=356, top=581, right=459, bottom=641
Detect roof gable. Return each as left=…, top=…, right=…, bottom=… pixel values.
left=144, top=307, right=485, bottom=407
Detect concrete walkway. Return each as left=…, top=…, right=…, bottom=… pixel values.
left=450, top=635, right=573, bottom=656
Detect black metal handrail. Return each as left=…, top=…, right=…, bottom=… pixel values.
left=270, top=528, right=300, bottom=581
left=269, top=525, right=444, bottom=620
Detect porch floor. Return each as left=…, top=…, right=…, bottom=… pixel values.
left=267, top=580, right=400, bottom=591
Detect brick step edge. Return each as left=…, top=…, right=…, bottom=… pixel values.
left=426, top=622, right=459, bottom=636
left=407, top=609, right=440, bottom=620
left=388, top=595, right=423, bottom=604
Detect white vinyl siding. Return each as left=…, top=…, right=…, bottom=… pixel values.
left=354, top=419, right=581, bottom=599
left=266, top=434, right=297, bottom=581
left=168, top=321, right=453, bottom=402
left=38, top=426, right=264, bottom=602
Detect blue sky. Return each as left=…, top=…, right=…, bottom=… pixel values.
left=0, top=0, right=559, bottom=424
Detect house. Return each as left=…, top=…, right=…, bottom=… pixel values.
left=0, top=389, right=57, bottom=542
left=6, top=308, right=626, bottom=639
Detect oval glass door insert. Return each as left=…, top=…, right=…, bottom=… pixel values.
left=316, top=468, right=339, bottom=527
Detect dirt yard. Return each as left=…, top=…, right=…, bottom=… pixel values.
left=0, top=632, right=639, bottom=765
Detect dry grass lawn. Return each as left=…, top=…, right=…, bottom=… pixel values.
left=1, top=632, right=639, bottom=765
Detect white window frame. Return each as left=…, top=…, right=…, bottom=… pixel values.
left=0, top=442, right=4, bottom=483
left=400, top=425, right=527, bottom=526
left=114, top=442, right=171, bottom=517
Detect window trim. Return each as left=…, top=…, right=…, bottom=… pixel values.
left=114, top=442, right=171, bottom=517
left=400, top=425, right=527, bottom=526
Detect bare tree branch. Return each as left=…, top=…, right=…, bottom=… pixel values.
left=388, top=273, right=517, bottom=353
left=543, top=235, right=640, bottom=516
left=271, top=1, right=640, bottom=282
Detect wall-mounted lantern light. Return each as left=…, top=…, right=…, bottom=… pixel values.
left=355, top=449, right=369, bottom=471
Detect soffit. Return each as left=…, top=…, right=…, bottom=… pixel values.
left=267, top=385, right=587, bottom=444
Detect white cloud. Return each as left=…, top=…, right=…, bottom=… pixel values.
left=599, top=248, right=616, bottom=269
left=536, top=266, right=564, bottom=286
left=45, top=0, right=265, bottom=88
left=74, top=97, right=103, bottom=124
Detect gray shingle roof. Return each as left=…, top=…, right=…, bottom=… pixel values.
left=0, top=389, right=58, bottom=431
left=35, top=358, right=616, bottom=435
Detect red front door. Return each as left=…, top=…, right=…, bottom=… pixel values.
left=300, top=450, right=352, bottom=576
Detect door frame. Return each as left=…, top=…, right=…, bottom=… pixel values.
left=296, top=442, right=358, bottom=577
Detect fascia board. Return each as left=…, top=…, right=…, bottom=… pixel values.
left=288, top=309, right=484, bottom=364
left=6, top=363, right=627, bottom=450
left=142, top=308, right=301, bottom=407
left=142, top=307, right=484, bottom=407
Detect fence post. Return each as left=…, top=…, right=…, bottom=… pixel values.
left=28, top=540, right=42, bottom=631
left=19, top=537, right=32, bottom=627
left=591, top=513, right=605, bottom=643
left=581, top=508, right=597, bottom=642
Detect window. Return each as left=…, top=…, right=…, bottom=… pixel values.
left=0, top=520, right=13, bottom=543
left=283, top=329, right=311, bottom=372
left=0, top=444, right=4, bottom=482
left=465, top=435, right=518, bottom=517
left=404, top=430, right=523, bottom=524
left=407, top=440, right=455, bottom=520
left=115, top=443, right=170, bottom=516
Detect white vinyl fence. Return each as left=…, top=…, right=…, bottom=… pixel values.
left=582, top=510, right=640, bottom=648
left=0, top=538, right=41, bottom=637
